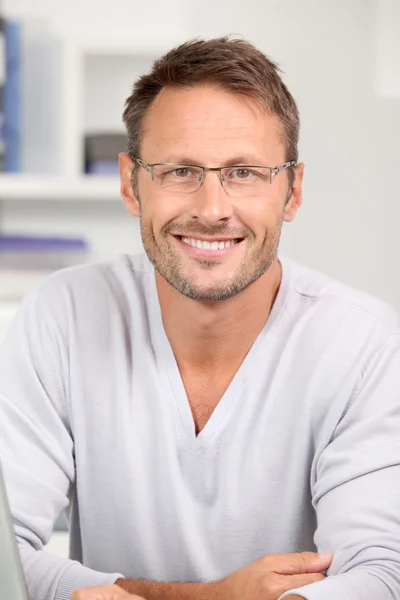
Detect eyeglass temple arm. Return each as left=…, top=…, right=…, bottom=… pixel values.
left=134, top=157, right=157, bottom=181
left=271, top=160, right=296, bottom=182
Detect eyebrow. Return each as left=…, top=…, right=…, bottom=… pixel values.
left=160, top=155, right=268, bottom=166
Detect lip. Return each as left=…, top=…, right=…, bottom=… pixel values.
left=172, top=235, right=240, bottom=242
left=173, top=234, right=244, bottom=258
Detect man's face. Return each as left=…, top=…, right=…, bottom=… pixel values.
left=120, top=85, right=303, bottom=301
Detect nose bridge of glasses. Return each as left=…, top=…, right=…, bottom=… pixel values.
left=192, top=170, right=234, bottom=220
left=201, top=166, right=227, bottom=188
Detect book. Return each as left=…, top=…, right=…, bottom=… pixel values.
left=84, top=132, right=127, bottom=174
left=4, top=20, right=21, bottom=172
left=0, top=234, right=89, bottom=270
left=0, top=233, right=88, bottom=251
left=0, top=16, right=5, bottom=171
left=86, top=159, right=119, bottom=175
left=0, top=234, right=90, bottom=302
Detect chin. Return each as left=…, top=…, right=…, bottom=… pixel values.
left=178, top=279, right=249, bottom=302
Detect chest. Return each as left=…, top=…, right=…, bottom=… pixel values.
left=180, top=370, right=239, bottom=434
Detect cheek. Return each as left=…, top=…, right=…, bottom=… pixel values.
left=142, top=190, right=193, bottom=230
left=236, top=201, right=282, bottom=239
left=140, top=197, right=186, bottom=238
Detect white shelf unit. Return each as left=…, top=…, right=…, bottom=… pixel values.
left=0, top=29, right=177, bottom=329
left=0, top=174, right=121, bottom=202
left=0, top=29, right=185, bottom=199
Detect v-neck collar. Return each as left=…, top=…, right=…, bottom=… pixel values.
left=145, top=256, right=292, bottom=452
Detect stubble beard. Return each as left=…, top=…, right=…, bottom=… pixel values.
left=137, top=191, right=285, bottom=301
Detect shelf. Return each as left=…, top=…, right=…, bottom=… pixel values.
left=0, top=175, right=122, bottom=201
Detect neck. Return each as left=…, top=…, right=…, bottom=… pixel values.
left=155, top=258, right=282, bottom=372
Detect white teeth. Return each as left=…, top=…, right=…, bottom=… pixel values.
left=181, top=237, right=238, bottom=250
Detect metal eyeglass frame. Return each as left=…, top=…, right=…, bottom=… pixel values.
left=133, top=157, right=297, bottom=188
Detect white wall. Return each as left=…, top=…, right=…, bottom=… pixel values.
left=3, top=0, right=189, bottom=40
left=2, top=0, right=400, bottom=309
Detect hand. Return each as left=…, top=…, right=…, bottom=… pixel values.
left=71, top=583, right=145, bottom=600
left=218, top=551, right=332, bottom=600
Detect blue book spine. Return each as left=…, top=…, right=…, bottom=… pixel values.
left=4, top=20, right=21, bottom=173
left=0, top=234, right=89, bottom=251
left=0, top=17, right=5, bottom=171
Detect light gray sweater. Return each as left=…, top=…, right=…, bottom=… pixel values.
left=1, top=253, right=400, bottom=600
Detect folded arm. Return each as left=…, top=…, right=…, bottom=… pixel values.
left=280, top=332, right=400, bottom=600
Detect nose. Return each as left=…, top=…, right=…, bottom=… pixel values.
left=188, top=170, right=234, bottom=225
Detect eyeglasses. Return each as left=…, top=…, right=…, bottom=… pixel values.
left=132, top=157, right=296, bottom=197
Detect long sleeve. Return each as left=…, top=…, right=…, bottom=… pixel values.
left=280, top=333, right=400, bottom=600
left=0, top=280, right=122, bottom=600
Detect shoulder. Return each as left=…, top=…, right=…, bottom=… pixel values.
left=19, top=252, right=154, bottom=328
left=280, top=260, right=400, bottom=450
left=33, top=251, right=151, bottom=297
left=284, top=257, right=399, bottom=337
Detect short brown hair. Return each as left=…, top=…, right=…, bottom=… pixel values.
left=123, top=36, right=299, bottom=187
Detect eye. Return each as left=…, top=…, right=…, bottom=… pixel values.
left=225, top=167, right=269, bottom=183
left=172, top=167, right=195, bottom=178
left=232, top=168, right=253, bottom=179
left=227, top=168, right=264, bottom=182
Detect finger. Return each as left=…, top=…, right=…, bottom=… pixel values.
left=270, top=572, right=326, bottom=596
left=71, top=585, right=115, bottom=600
left=261, top=551, right=333, bottom=575
left=71, top=584, right=142, bottom=599
left=286, top=573, right=326, bottom=587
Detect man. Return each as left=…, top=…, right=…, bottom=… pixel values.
left=0, top=36, right=399, bottom=600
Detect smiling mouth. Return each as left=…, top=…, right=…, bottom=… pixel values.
left=175, top=235, right=244, bottom=250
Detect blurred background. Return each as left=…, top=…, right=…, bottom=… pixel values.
left=0, top=0, right=399, bottom=553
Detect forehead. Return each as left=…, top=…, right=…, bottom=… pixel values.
left=140, top=85, right=285, bottom=164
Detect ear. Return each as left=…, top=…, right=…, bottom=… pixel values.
left=119, top=153, right=140, bottom=217
left=283, top=162, right=304, bottom=222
